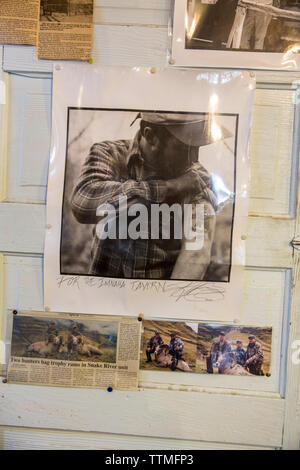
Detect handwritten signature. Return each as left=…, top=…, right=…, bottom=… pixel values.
left=163, top=282, right=225, bottom=302
left=57, top=276, right=225, bottom=303
left=131, top=280, right=225, bottom=302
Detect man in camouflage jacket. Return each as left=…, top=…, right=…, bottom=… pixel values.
left=233, top=340, right=247, bottom=367
left=45, top=321, right=58, bottom=345
left=146, top=330, right=164, bottom=362
left=246, top=334, right=264, bottom=375
left=207, top=331, right=233, bottom=373
left=168, top=332, right=184, bottom=370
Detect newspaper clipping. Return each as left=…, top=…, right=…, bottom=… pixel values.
left=8, top=312, right=141, bottom=391
left=0, top=0, right=40, bottom=45
left=38, top=0, right=93, bottom=60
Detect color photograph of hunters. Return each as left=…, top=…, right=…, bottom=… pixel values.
left=197, top=324, right=272, bottom=376
left=141, top=321, right=198, bottom=373
left=10, top=315, right=118, bottom=363
left=185, top=0, right=300, bottom=52
left=40, top=0, right=93, bottom=23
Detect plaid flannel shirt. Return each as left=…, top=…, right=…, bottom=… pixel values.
left=71, top=132, right=216, bottom=279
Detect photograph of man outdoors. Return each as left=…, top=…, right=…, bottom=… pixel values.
left=10, top=315, right=118, bottom=363
left=185, top=0, right=300, bottom=52
left=141, top=320, right=198, bottom=372
left=197, top=324, right=272, bottom=376
left=61, top=109, right=236, bottom=281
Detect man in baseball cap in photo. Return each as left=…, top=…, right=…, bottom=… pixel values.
left=246, top=334, right=264, bottom=375
left=131, top=112, right=231, bottom=180
left=146, top=329, right=164, bottom=362
left=72, top=110, right=231, bottom=280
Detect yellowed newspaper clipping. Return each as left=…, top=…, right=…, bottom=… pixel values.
left=8, top=312, right=141, bottom=391
left=0, top=0, right=40, bottom=45
left=37, top=1, right=93, bottom=60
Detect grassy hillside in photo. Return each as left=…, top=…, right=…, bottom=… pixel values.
left=141, top=320, right=198, bottom=371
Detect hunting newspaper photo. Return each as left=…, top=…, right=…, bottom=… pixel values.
left=8, top=312, right=141, bottom=391
left=141, top=320, right=272, bottom=377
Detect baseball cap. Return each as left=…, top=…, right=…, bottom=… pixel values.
left=131, top=112, right=232, bottom=147
left=219, top=331, right=226, bottom=336
left=248, top=335, right=256, bottom=340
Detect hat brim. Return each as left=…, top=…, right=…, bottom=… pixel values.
left=166, top=120, right=232, bottom=147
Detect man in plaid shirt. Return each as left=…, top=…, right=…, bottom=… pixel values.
left=71, top=112, right=225, bottom=280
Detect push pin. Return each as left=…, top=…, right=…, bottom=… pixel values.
left=88, top=58, right=93, bottom=64
left=169, top=58, right=176, bottom=65
left=13, top=310, right=18, bottom=315
left=150, top=67, right=157, bottom=74
left=107, top=386, right=113, bottom=392
left=138, top=313, right=144, bottom=322
left=2, top=378, right=7, bottom=384
left=241, top=234, right=247, bottom=241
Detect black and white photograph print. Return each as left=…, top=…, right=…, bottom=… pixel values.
left=11, top=314, right=118, bottom=363
left=197, top=324, right=272, bottom=376
left=60, top=108, right=238, bottom=282
left=40, top=0, right=93, bottom=23
left=185, top=0, right=300, bottom=53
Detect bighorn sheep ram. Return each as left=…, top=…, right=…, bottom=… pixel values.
left=215, top=353, right=253, bottom=376
left=71, top=336, right=102, bottom=357
left=27, top=336, right=63, bottom=358
left=154, top=344, right=191, bottom=372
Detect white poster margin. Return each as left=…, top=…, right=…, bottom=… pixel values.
left=44, top=64, right=254, bottom=322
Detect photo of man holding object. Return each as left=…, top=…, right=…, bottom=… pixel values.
left=61, top=109, right=236, bottom=282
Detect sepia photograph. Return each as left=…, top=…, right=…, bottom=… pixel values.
left=141, top=320, right=198, bottom=372
left=60, top=108, right=237, bottom=282
left=11, top=314, right=118, bottom=363
left=40, top=0, right=93, bottom=23
left=185, top=0, right=300, bottom=52
left=197, top=324, right=272, bottom=376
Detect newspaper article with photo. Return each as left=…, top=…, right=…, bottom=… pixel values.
left=172, top=0, right=300, bottom=69
left=37, top=0, right=93, bottom=60
left=44, top=65, right=255, bottom=321
left=141, top=320, right=272, bottom=377
left=0, top=0, right=40, bottom=45
left=8, top=312, right=141, bottom=391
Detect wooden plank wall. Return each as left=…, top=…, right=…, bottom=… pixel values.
left=0, top=1, right=300, bottom=450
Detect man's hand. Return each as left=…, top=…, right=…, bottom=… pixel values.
left=165, top=163, right=210, bottom=203
left=170, top=200, right=216, bottom=280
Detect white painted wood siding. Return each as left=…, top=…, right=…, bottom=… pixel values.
left=0, top=1, right=300, bottom=450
